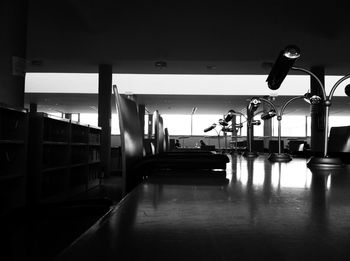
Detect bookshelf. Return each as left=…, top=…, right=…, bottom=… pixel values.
left=0, top=104, right=28, bottom=215
left=28, top=113, right=101, bottom=204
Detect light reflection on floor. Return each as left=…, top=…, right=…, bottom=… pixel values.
left=225, top=154, right=327, bottom=190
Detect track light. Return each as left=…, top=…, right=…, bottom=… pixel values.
left=266, top=45, right=301, bottom=90
left=204, top=123, right=217, bottom=132
left=261, top=109, right=277, bottom=120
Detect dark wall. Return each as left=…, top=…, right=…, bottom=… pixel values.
left=0, top=0, right=27, bottom=107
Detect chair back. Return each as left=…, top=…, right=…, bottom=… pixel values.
left=153, top=110, right=165, bottom=154
left=328, top=126, right=350, bottom=153
left=113, top=85, right=144, bottom=193
left=164, top=127, right=169, bottom=152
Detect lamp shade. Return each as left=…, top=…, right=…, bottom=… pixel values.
left=345, top=84, right=350, bottom=97
left=204, top=123, right=217, bottom=132
left=266, top=45, right=301, bottom=90
left=261, top=109, right=277, bottom=120
left=224, top=110, right=236, bottom=122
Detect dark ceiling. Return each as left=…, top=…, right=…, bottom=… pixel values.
left=26, top=0, right=350, bottom=75
left=25, top=0, right=350, bottom=115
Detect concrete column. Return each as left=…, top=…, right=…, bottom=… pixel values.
left=0, top=0, right=28, bottom=107
left=98, top=64, right=112, bottom=177
left=310, top=66, right=325, bottom=154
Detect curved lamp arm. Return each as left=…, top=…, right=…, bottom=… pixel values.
left=259, top=97, right=278, bottom=112
left=328, top=74, right=350, bottom=100
left=292, top=67, right=327, bottom=101
left=233, top=111, right=248, bottom=120
left=292, top=67, right=350, bottom=158
left=280, top=96, right=305, bottom=117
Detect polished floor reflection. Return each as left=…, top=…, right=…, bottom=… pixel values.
left=56, top=155, right=350, bottom=261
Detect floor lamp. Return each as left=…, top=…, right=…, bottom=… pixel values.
left=243, top=98, right=262, bottom=158
left=259, top=94, right=321, bottom=162
left=266, top=45, right=350, bottom=169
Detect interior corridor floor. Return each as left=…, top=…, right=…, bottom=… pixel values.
left=0, top=175, right=123, bottom=261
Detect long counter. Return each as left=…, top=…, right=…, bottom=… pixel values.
left=55, top=155, right=350, bottom=261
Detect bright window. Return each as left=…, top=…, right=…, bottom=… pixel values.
left=240, top=116, right=264, bottom=137
left=329, top=116, right=350, bottom=128
left=80, top=113, right=98, bottom=127
left=192, top=114, right=224, bottom=136
left=273, top=116, right=306, bottom=137
left=162, top=115, right=191, bottom=135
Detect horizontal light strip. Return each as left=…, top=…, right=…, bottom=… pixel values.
left=25, top=73, right=348, bottom=96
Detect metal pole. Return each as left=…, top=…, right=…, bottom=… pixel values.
left=278, top=118, right=282, bottom=154
left=324, top=105, right=330, bottom=158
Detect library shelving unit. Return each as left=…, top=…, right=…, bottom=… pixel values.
left=28, top=113, right=101, bottom=204
left=0, top=104, right=28, bottom=215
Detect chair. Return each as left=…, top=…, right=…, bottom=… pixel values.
left=328, top=126, right=350, bottom=163
left=113, top=86, right=145, bottom=193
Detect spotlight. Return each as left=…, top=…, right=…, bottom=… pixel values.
left=266, top=45, right=301, bottom=90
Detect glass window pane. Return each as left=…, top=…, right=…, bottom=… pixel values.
left=329, top=116, right=350, bottom=128
left=273, top=116, right=306, bottom=137
left=162, top=115, right=191, bottom=136
left=111, top=114, right=120, bottom=135
left=240, top=116, right=264, bottom=137
left=71, top=113, right=79, bottom=122
left=192, top=114, right=223, bottom=136
left=80, top=113, right=98, bottom=127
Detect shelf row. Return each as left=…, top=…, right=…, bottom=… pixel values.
left=0, top=105, right=103, bottom=214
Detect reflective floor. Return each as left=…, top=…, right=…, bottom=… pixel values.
left=56, top=154, right=350, bottom=261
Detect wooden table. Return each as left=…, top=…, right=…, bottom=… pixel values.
left=55, top=155, right=350, bottom=261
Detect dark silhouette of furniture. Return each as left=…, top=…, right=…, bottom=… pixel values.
left=268, top=140, right=284, bottom=153
left=113, top=86, right=229, bottom=194
left=328, top=126, right=350, bottom=163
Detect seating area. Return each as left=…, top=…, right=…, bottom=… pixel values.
left=113, top=86, right=229, bottom=194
